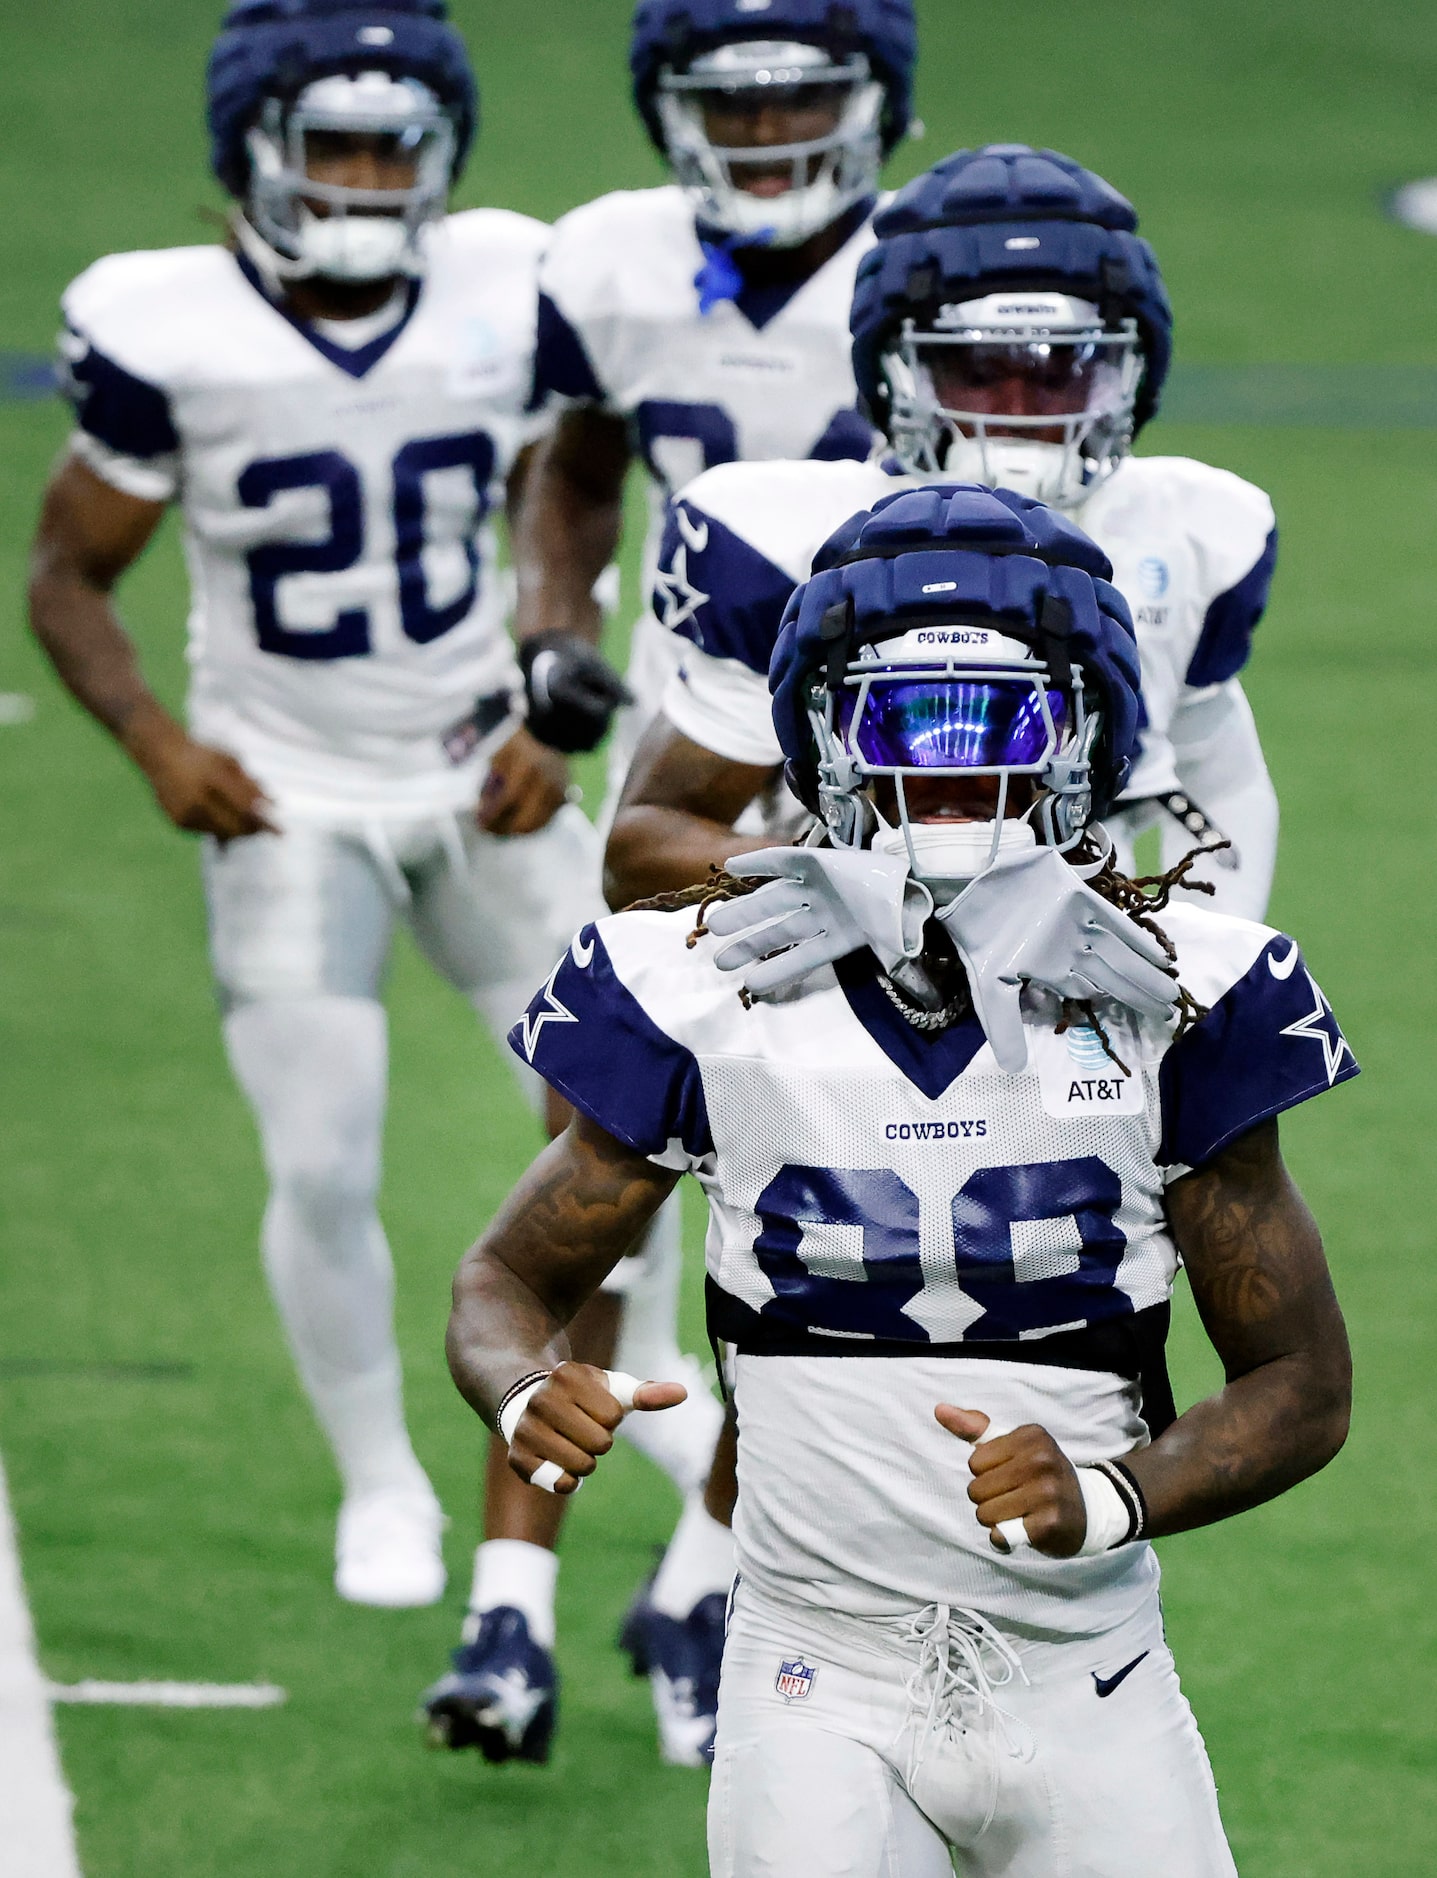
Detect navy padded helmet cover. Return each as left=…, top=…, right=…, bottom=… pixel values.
left=770, top=482, right=1143, bottom=816
left=207, top=0, right=477, bottom=197
left=629, top=0, right=917, bottom=157
left=849, top=145, right=1173, bottom=430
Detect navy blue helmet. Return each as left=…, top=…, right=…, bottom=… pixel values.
left=206, top=0, right=476, bottom=282
left=630, top=0, right=917, bottom=248
left=771, top=483, right=1143, bottom=858
left=208, top=0, right=477, bottom=195
left=850, top=146, right=1174, bottom=505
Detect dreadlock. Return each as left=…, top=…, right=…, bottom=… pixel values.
left=1079, top=837, right=1226, bottom=1048
left=628, top=867, right=762, bottom=944
left=631, top=843, right=1223, bottom=1058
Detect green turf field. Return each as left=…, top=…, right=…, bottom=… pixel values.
left=1, top=1, right=1435, bottom=1872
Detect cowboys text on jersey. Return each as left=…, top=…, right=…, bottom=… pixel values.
left=513, top=898, right=1355, bottom=1628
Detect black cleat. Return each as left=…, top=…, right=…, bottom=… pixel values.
left=619, top=1580, right=725, bottom=1767
left=420, top=1606, right=557, bottom=1764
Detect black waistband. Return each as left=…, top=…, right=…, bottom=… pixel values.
left=706, top=1278, right=1175, bottom=1437
left=442, top=688, right=517, bottom=765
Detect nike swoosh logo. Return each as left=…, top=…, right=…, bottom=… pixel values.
left=1092, top=1651, right=1149, bottom=1698
left=571, top=930, right=595, bottom=969
left=1268, top=941, right=1300, bottom=980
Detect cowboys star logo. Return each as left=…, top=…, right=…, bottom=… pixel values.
left=653, top=503, right=710, bottom=635
left=517, top=956, right=579, bottom=1063
left=1279, top=970, right=1353, bottom=1087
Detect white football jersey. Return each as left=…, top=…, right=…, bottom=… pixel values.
left=653, top=454, right=1276, bottom=801
left=532, top=185, right=882, bottom=602
left=512, top=902, right=1356, bottom=1632
left=61, top=211, right=549, bottom=814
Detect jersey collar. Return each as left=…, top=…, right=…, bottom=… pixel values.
left=693, top=195, right=876, bottom=333
left=234, top=253, right=422, bottom=380
left=834, top=950, right=988, bottom=1099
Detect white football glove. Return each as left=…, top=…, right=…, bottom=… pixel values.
left=705, top=846, right=933, bottom=998
left=935, top=845, right=1179, bottom=1074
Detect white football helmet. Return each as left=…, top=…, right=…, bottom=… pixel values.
left=808, top=624, right=1101, bottom=895
left=884, top=292, right=1143, bottom=508
left=240, top=70, right=456, bottom=283
left=656, top=39, right=884, bottom=248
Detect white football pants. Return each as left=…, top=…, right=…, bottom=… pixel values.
left=210, top=806, right=600, bottom=1501
left=1165, top=678, right=1278, bottom=919
left=710, top=1580, right=1238, bottom=1878
left=209, top=803, right=720, bottom=1508
left=603, top=1189, right=724, bottom=1495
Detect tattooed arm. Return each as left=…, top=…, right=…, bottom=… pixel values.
left=446, top=1110, right=685, bottom=1492
left=1130, top=1116, right=1351, bottom=1530
left=947, top=1117, right=1351, bottom=1553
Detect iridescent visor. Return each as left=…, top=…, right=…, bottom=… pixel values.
left=841, top=679, right=1067, bottom=769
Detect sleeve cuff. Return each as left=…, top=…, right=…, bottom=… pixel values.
left=662, top=649, right=784, bottom=769
left=70, top=430, right=177, bottom=504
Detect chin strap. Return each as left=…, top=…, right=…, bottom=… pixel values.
left=232, top=214, right=299, bottom=294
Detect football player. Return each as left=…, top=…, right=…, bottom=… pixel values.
left=447, top=485, right=1355, bottom=1878
left=428, top=0, right=920, bottom=1765
left=521, top=0, right=919, bottom=806
left=607, top=145, right=1281, bottom=920
left=26, top=0, right=623, bottom=1609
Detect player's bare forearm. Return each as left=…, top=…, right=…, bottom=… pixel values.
left=604, top=717, right=778, bottom=908
left=511, top=405, right=630, bottom=647
left=446, top=1111, right=679, bottom=1427
left=947, top=1120, right=1349, bottom=1558
left=605, top=804, right=767, bottom=909
left=28, top=453, right=168, bottom=744
left=1132, top=1118, right=1351, bottom=1534
left=30, top=453, right=274, bottom=837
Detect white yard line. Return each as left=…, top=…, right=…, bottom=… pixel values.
left=48, top=1681, right=286, bottom=1709
left=0, top=1452, right=83, bottom=1878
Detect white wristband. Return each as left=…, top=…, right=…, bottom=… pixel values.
left=498, top=1375, right=549, bottom=1448
left=499, top=1370, right=642, bottom=1496
left=1076, top=1465, right=1133, bottom=1556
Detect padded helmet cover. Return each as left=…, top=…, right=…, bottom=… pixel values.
left=850, top=145, right=1174, bottom=433
left=770, top=481, right=1143, bottom=818
left=207, top=0, right=478, bottom=197
left=629, top=0, right=917, bottom=157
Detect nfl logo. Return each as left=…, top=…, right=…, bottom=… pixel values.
left=775, top=1657, right=817, bottom=1704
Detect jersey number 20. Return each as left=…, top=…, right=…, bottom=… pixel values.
left=237, top=432, right=495, bottom=660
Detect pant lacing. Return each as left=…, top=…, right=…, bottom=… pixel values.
left=894, top=1604, right=1034, bottom=1826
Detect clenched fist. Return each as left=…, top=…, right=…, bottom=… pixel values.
left=937, top=1405, right=1088, bottom=1557
left=506, top=1362, right=687, bottom=1495
left=476, top=726, right=570, bottom=836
